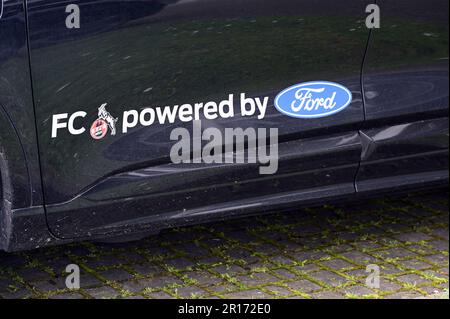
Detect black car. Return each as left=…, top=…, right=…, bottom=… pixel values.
left=0, top=0, right=448, bottom=251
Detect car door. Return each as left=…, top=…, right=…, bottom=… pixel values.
left=358, top=0, right=449, bottom=192
left=26, top=0, right=372, bottom=238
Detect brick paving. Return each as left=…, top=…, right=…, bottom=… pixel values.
left=0, top=189, right=448, bottom=299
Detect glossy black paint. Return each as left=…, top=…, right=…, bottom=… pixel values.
left=27, top=0, right=371, bottom=239
left=357, top=0, right=449, bottom=192
left=0, top=0, right=48, bottom=251
left=0, top=0, right=448, bottom=251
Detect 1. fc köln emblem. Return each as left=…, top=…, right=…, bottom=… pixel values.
left=90, top=103, right=118, bottom=139
left=90, top=119, right=108, bottom=139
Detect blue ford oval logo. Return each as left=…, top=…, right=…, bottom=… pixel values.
left=274, top=81, right=352, bottom=118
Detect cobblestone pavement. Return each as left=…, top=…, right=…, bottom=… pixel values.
left=0, top=190, right=448, bottom=299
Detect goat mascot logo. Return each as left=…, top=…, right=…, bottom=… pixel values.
left=90, top=103, right=118, bottom=139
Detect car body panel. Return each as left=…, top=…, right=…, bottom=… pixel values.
left=356, top=0, right=449, bottom=192
left=25, top=0, right=371, bottom=239
left=0, top=0, right=47, bottom=251
left=0, top=0, right=42, bottom=209
left=0, top=0, right=448, bottom=251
